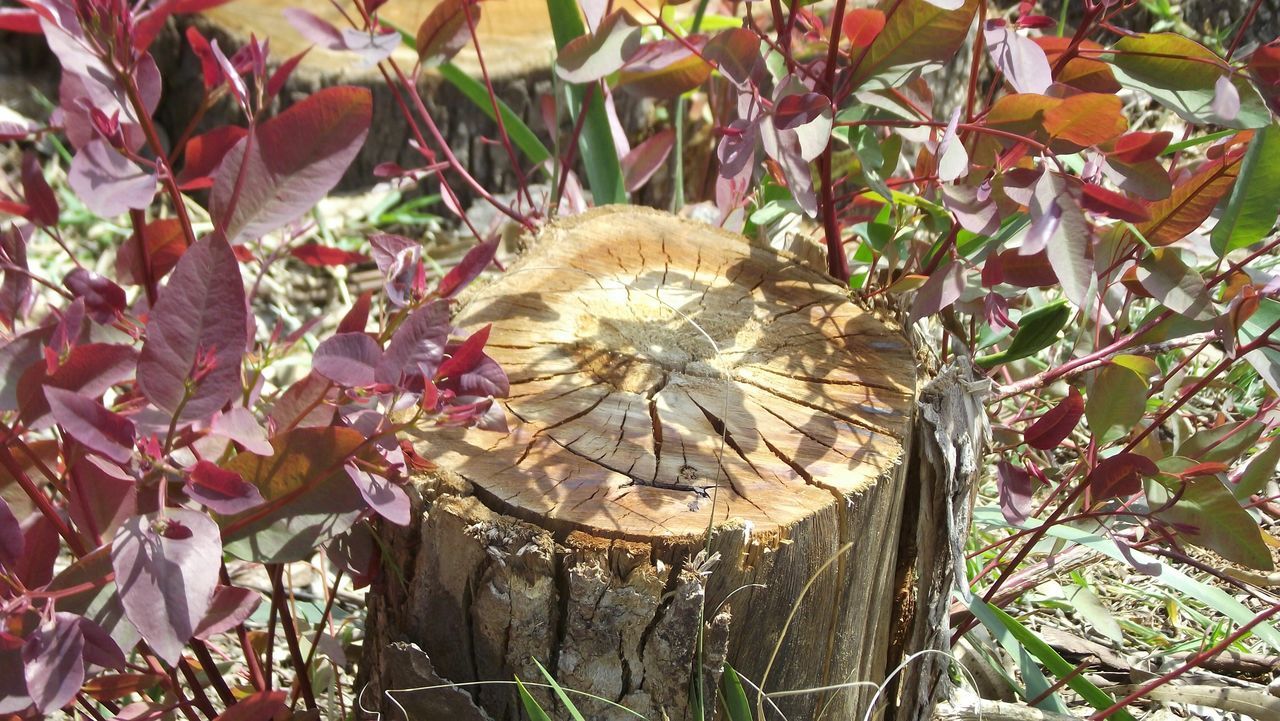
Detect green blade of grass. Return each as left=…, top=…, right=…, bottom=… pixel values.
left=516, top=677, right=554, bottom=721
left=532, top=658, right=587, bottom=721
left=720, top=665, right=753, bottom=721
left=966, top=596, right=1070, bottom=714
left=544, top=0, right=627, bottom=205
left=437, top=62, right=552, bottom=168
left=984, top=602, right=1136, bottom=721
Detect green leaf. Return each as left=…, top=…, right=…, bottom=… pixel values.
left=1086, top=364, right=1148, bottom=444
left=1178, top=420, right=1265, bottom=463
left=546, top=0, right=627, bottom=204
left=1211, top=123, right=1280, bottom=256
left=1110, top=33, right=1270, bottom=129
left=976, top=299, right=1070, bottom=368
left=1136, top=248, right=1215, bottom=321
left=983, top=603, right=1134, bottom=721
left=1236, top=437, right=1280, bottom=499
left=846, top=0, right=979, bottom=92
left=720, top=665, right=753, bottom=721
left=1241, top=299, right=1280, bottom=396
left=1148, top=471, right=1274, bottom=571
left=973, top=507, right=1280, bottom=653
left=516, top=678, right=554, bottom=721
left=966, top=597, right=1070, bottom=714
left=439, top=63, right=552, bottom=167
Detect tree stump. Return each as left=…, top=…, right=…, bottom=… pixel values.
left=362, top=206, right=978, bottom=721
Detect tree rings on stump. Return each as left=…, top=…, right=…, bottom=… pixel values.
left=366, top=206, right=921, bottom=721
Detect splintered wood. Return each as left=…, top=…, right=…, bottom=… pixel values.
left=366, top=207, right=924, bottom=721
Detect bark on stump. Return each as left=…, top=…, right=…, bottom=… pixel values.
left=364, top=206, right=961, bottom=721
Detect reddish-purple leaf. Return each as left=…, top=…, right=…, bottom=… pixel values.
left=290, top=242, right=370, bottom=266
left=344, top=462, right=410, bottom=525
left=996, top=460, right=1034, bottom=525
left=78, top=616, right=126, bottom=670
left=376, top=300, right=450, bottom=388
left=45, top=387, right=136, bottom=463
left=267, top=372, right=338, bottom=431
left=15, top=513, right=59, bottom=588
left=210, top=407, right=272, bottom=455
left=210, top=87, right=372, bottom=244
left=1110, top=131, right=1173, bottom=164
left=186, top=460, right=265, bottom=514
left=1088, top=452, right=1158, bottom=501
left=437, top=324, right=491, bottom=382
left=556, top=9, right=641, bottom=83
left=0, top=497, right=22, bottom=569
left=138, top=233, right=247, bottom=424
left=193, top=585, right=261, bottom=640
left=283, top=7, right=344, bottom=48
left=910, top=260, right=964, bottom=322
left=63, top=267, right=127, bottom=323
left=617, top=38, right=712, bottom=98
left=23, top=612, right=85, bottom=713
left=21, top=152, right=58, bottom=227
left=18, top=343, right=138, bottom=428
left=68, top=456, right=138, bottom=542
left=1024, top=387, right=1085, bottom=450
left=622, top=128, right=674, bottom=192
left=313, top=332, right=383, bottom=387
left=67, top=140, right=158, bottom=217
left=0, top=224, right=32, bottom=329
left=111, top=509, right=221, bottom=664
left=942, top=183, right=1000, bottom=235
left=116, top=218, right=190, bottom=285
left=704, top=27, right=763, bottom=87
left=212, top=691, right=287, bottom=721
left=337, top=291, right=373, bottom=334
left=438, top=237, right=497, bottom=299
left=266, top=48, right=310, bottom=101
left=1079, top=183, right=1150, bottom=222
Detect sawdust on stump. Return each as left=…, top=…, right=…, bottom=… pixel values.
left=365, top=206, right=925, bottom=721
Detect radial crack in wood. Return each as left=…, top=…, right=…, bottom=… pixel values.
left=365, top=206, right=927, bottom=721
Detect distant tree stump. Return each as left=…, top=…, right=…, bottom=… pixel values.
left=363, top=207, right=977, bottom=721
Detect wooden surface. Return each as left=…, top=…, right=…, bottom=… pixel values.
left=363, top=207, right=930, bottom=721
left=428, top=205, right=916, bottom=540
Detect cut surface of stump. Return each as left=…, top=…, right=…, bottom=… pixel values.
left=365, top=206, right=922, bottom=721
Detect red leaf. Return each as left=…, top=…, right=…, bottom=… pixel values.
left=137, top=233, right=248, bottom=424
left=45, top=387, right=136, bottom=463
left=186, top=460, right=264, bottom=515
left=438, top=237, right=498, bottom=299
left=177, top=126, right=248, bottom=191
left=415, top=0, right=477, bottom=66
left=211, top=87, right=372, bottom=244
left=21, top=152, right=58, bottom=227
left=184, top=27, right=220, bottom=89
left=67, top=456, right=138, bottom=541
left=83, top=673, right=166, bottom=702
left=1109, top=131, right=1172, bottom=164
left=63, top=267, right=126, bottom=322
left=1023, top=386, right=1084, bottom=450
left=1088, top=452, right=1158, bottom=501
left=437, top=324, right=492, bottom=382
left=266, top=49, right=310, bottom=101
left=0, top=7, right=41, bottom=33
left=111, top=509, right=221, bottom=664
left=1079, top=183, right=1150, bottom=222
left=290, top=242, right=370, bottom=267
left=842, top=8, right=885, bottom=49
left=17, top=343, right=137, bottom=428
left=337, top=291, right=373, bottom=334
left=996, top=460, right=1033, bottom=525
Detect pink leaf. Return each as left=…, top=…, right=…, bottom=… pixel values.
left=193, top=585, right=261, bottom=640
left=282, top=7, right=344, bottom=48
left=936, top=106, right=968, bottom=182
left=438, top=236, right=498, bottom=299
left=137, top=233, right=248, bottom=424
left=45, top=387, right=136, bottom=463
left=984, top=20, right=1052, bottom=95
left=622, top=128, right=675, bottom=193
left=555, top=9, right=641, bottom=83
left=210, top=407, right=272, bottom=455
left=67, top=140, right=158, bottom=217
left=186, top=460, right=264, bottom=515
left=211, top=87, right=372, bottom=244
left=1213, top=74, right=1241, bottom=122
left=23, top=612, right=84, bottom=713
left=111, top=509, right=221, bottom=664
left=910, top=260, right=965, bottom=322
left=344, top=462, right=410, bottom=526
left=340, top=27, right=400, bottom=68
left=313, top=332, right=383, bottom=387
left=1087, top=452, right=1158, bottom=501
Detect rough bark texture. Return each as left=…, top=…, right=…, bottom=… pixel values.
left=362, top=206, right=950, bottom=721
